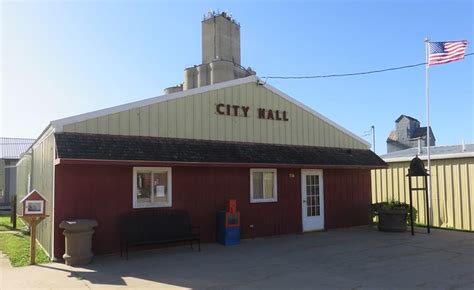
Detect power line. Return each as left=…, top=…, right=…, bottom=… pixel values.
left=261, top=52, right=473, bottom=80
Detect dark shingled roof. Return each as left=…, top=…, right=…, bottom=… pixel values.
left=412, top=126, right=435, bottom=139
left=55, top=133, right=386, bottom=168
left=395, top=114, right=419, bottom=123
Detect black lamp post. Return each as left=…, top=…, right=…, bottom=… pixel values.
left=406, top=156, right=430, bottom=236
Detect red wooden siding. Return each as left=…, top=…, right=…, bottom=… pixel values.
left=324, top=169, right=372, bottom=229
left=53, top=164, right=371, bottom=258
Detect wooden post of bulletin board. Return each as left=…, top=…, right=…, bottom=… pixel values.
left=21, top=216, right=47, bottom=265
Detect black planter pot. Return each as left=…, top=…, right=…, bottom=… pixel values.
left=377, top=210, right=407, bottom=232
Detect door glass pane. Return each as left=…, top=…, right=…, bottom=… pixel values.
left=305, top=174, right=320, bottom=217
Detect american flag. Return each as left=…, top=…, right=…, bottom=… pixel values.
left=428, top=40, right=468, bottom=66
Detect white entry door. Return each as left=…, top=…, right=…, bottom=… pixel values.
left=301, top=170, right=324, bottom=231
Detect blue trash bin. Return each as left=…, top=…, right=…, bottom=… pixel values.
left=217, top=210, right=240, bottom=245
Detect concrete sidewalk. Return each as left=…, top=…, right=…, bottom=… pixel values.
left=1, top=226, right=473, bottom=289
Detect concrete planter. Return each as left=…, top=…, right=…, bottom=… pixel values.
left=377, top=210, right=407, bottom=232
left=59, top=219, right=98, bottom=266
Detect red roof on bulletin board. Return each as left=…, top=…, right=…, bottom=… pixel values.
left=19, top=190, right=48, bottom=203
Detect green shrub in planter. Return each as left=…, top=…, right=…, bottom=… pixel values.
left=371, top=201, right=417, bottom=232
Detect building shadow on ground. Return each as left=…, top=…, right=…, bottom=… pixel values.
left=34, top=227, right=474, bottom=290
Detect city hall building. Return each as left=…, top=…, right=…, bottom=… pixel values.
left=17, top=12, right=386, bottom=259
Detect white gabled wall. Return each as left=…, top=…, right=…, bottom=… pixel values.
left=53, top=76, right=369, bottom=149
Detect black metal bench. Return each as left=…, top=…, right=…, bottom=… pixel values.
left=119, top=209, right=200, bottom=259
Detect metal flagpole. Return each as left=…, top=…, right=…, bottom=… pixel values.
left=371, top=125, right=375, bottom=152
left=424, top=37, right=432, bottom=233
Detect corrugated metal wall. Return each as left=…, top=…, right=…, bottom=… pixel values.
left=15, top=154, right=31, bottom=203
left=0, top=160, right=5, bottom=203
left=15, top=130, right=55, bottom=257
left=62, top=83, right=367, bottom=149
left=371, top=157, right=474, bottom=231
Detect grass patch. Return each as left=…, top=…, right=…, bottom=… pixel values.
left=0, top=232, right=50, bottom=266
left=0, top=215, right=28, bottom=232
left=0, top=215, right=14, bottom=231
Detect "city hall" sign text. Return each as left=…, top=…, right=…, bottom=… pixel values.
left=216, top=103, right=289, bottom=121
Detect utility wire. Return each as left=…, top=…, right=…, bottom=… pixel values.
left=261, top=52, right=473, bottom=80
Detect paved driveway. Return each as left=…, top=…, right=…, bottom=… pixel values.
left=1, top=226, right=473, bottom=289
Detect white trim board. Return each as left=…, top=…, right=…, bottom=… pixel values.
left=51, top=136, right=56, bottom=260
left=50, top=75, right=369, bottom=147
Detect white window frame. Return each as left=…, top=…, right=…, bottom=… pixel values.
left=250, top=168, right=278, bottom=203
left=133, top=167, right=172, bottom=208
left=25, top=200, right=45, bottom=215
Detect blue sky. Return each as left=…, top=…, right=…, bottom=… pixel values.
left=1, top=0, right=472, bottom=154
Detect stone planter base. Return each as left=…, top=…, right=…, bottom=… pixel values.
left=378, top=211, right=407, bottom=232
left=59, top=219, right=98, bottom=266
